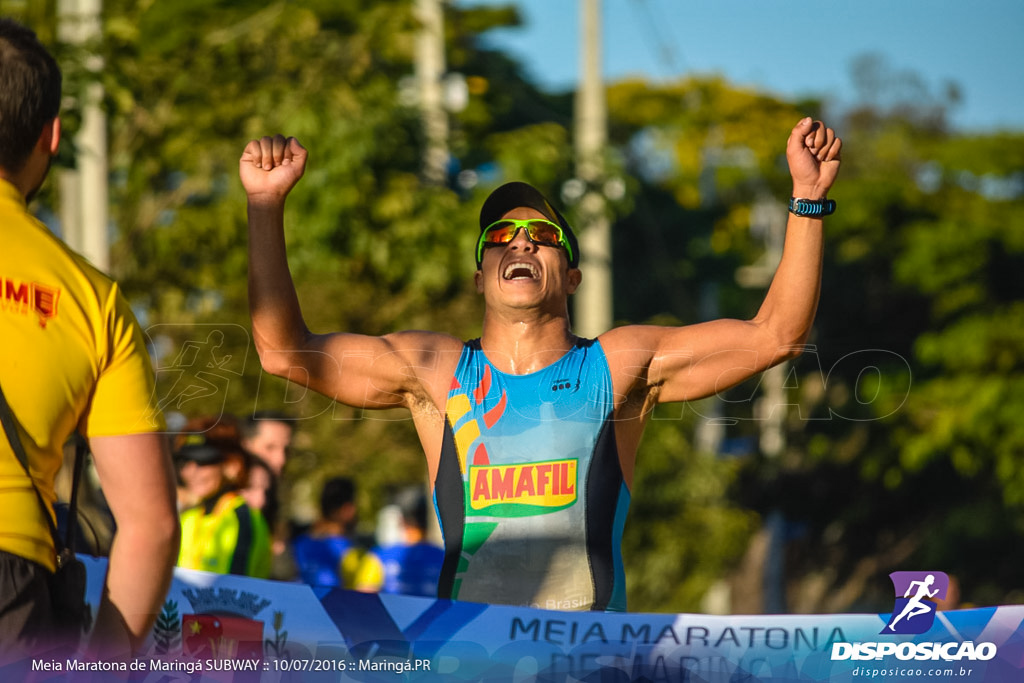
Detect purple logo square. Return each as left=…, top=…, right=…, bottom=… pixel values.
left=881, top=571, right=950, bottom=635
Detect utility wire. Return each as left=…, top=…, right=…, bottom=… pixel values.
left=629, top=0, right=685, bottom=78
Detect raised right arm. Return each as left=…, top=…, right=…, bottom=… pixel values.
left=241, top=136, right=459, bottom=409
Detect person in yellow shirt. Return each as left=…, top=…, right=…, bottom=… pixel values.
left=0, top=19, right=179, bottom=660
left=175, top=432, right=271, bottom=578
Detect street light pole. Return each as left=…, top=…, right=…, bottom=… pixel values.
left=573, top=0, right=612, bottom=338
left=415, top=0, right=449, bottom=185
left=58, top=0, right=109, bottom=272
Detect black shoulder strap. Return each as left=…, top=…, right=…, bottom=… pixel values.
left=0, top=382, right=84, bottom=565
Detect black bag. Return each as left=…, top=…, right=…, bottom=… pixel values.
left=48, top=547, right=89, bottom=637
left=0, top=384, right=89, bottom=637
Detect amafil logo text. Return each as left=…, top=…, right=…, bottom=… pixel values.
left=830, top=571, right=997, bottom=663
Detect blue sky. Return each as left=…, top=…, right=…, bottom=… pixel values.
left=464, top=0, right=1024, bottom=133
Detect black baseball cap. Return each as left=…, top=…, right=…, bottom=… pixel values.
left=174, top=434, right=225, bottom=466
left=478, top=182, right=580, bottom=268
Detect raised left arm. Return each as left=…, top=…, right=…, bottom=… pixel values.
left=752, top=116, right=841, bottom=355
left=610, top=117, right=841, bottom=405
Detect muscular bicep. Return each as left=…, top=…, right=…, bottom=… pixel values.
left=262, top=332, right=402, bottom=407
left=610, top=319, right=794, bottom=405
left=262, top=330, right=461, bottom=410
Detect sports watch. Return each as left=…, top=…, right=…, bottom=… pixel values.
left=788, top=197, right=836, bottom=217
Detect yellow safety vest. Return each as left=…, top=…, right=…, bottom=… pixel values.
left=178, top=491, right=271, bottom=578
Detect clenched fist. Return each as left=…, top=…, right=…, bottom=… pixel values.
left=239, top=135, right=307, bottom=203
left=786, top=117, right=842, bottom=200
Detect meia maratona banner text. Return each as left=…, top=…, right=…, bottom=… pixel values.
left=4, top=557, right=1022, bottom=682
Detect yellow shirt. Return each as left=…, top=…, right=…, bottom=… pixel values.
left=0, top=178, right=165, bottom=571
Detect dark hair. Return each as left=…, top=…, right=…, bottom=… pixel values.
left=239, top=410, right=293, bottom=440
left=245, top=455, right=279, bottom=527
left=173, top=415, right=247, bottom=464
left=0, top=18, right=62, bottom=173
left=394, top=486, right=428, bottom=531
left=319, top=477, right=355, bottom=518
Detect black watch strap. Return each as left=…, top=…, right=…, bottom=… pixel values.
left=789, top=197, right=836, bottom=217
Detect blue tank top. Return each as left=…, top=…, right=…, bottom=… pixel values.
left=435, top=338, right=630, bottom=611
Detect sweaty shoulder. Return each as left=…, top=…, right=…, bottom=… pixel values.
left=597, top=324, right=662, bottom=369
left=385, top=329, right=466, bottom=353
left=383, top=330, right=465, bottom=371
left=382, top=330, right=466, bottom=405
left=597, top=324, right=680, bottom=408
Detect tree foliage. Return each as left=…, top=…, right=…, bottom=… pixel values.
left=602, top=63, right=1024, bottom=611
left=9, top=2, right=1022, bottom=612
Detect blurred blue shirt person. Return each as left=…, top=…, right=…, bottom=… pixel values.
left=357, top=487, right=443, bottom=597
left=291, top=477, right=366, bottom=588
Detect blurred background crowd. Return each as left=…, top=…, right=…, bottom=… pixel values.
left=61, top=411, right=445, bottom=597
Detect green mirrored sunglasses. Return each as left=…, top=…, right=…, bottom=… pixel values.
left=475, top=219, right=574, bottom=266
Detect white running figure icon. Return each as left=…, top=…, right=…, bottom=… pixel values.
left=888, top=574, right=940, bottom=631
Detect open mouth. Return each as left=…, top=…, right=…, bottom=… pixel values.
left=503, top=262, right=539, bottom=280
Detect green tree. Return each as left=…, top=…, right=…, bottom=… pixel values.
left=740, top=64, right=1024, bottom=611
left=603, top=65, right=1024, bottom=612
left=93, top=0, right=481, bottom=505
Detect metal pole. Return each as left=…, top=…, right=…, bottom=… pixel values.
left=573, top=0, right=612, bottom=338
left=415, top=0, right=449, bottom=185
left=58, top=0, right=109, bottom=272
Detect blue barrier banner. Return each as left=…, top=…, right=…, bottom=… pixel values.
left=3, top=557, right=1021, bottom=682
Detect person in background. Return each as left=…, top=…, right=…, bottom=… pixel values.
left=175, top=429, right=271, bottom=578
left=239, top=411, right=293, bottom=476
left=239, top=411, right=295, bottom=578
left=175, top=415, right=248, bottom=508
left=0, top=18, right=178, bottom=660
left=240, top=454, right=279, bottom=534
left=291, top=477, right=368, bottom=588
left=356, top=487, right=444, bottom=598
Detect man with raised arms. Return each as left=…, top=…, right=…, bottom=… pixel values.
left=240, top=117, right=841, bottom=611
